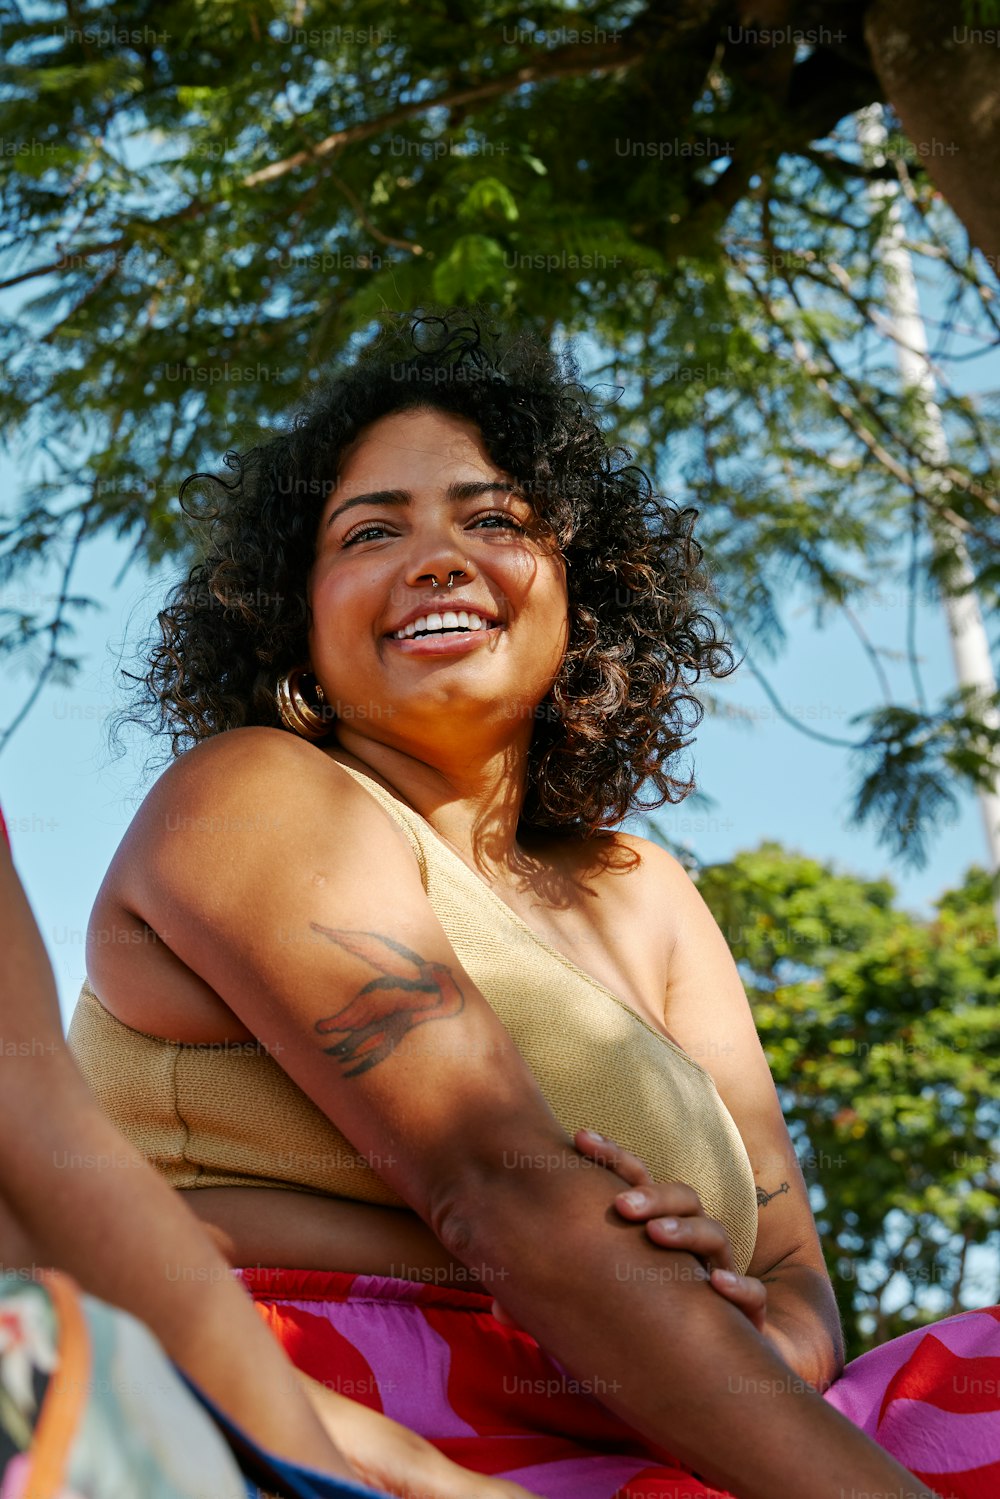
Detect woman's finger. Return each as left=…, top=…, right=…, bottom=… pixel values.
left=574, top=1128, right=653, bottom=1187
left=612, top=1179, right=705, bottom=1221
left=710, top=1268, right=769, bottom=1332
left=643, top=1211, right=735, bottom=1272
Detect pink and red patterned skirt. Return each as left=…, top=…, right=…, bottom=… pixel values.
left=238, top=1268, right=1000, bottom=1499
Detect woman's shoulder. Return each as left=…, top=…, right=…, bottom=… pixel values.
left=137, top=728, right=372, bottom=822
left=574, top=830, right=698, bottom=970
left=85, top=731, right=422, bottom=1039
left=104, top=730, right=394, bottom=908
left=566, top=826, right=691, bottom=894
left=610, top=830, right=699, bottom=894
left=156, top=725, right=329, bottom=786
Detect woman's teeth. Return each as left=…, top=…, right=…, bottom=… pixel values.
left=391, top=610, right=494, bottom=640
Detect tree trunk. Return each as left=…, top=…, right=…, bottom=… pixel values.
left=857, top=104, right=1000, bottom=931
left=864, top=0, right=1000, bottom=265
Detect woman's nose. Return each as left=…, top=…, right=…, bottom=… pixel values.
left=405, top=546, right=473, bottom=590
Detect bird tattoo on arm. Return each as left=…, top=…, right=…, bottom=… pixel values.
left=310, top=925, right=466, bottom=1078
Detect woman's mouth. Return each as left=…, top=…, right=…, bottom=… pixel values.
left=386, top=624, right=504, bottom=655
left=385, top=608, right=504, bottom=655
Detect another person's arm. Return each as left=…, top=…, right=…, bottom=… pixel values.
left=0, top=813, right=535, bottom=1499
left=128, top=728, right=938, bottom=1499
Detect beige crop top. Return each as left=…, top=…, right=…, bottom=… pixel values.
left=67, top=760, right=759, bottom=1275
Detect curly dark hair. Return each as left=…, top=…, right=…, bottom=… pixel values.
left=116, top=304, right=739, bottom=843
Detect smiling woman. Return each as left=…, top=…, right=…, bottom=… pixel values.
left=303, top=401, right=572, bottom=867
left=62, top=306, right=976, bottom=1499
left=114, top=305, right=730, bottom=847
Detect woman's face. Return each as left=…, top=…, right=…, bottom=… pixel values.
left=309, top=405, right=570, bottom=754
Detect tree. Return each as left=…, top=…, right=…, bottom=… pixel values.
left=865, top=0, right=1000, bottom=264
left=1, top=0, right=999, bottom=874
left=694, top=840, right=1000, bottom=1360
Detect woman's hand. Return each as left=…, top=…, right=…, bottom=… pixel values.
left=298, top=1372, right=540, bottom=1498
left=572, top=1128, right=768, bottom=1332
left=491, top=1128, right=767, bottom=1336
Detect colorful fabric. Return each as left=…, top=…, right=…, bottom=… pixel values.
left=0, top=1269, right=249, bottom=1499
left=0, top=1269, right=385, bottom=1499
left=238, top=1266, right=1000, bottom=1499
left=239, top=1266, right=731, bottom=1498
left=823, top=1305, right=1000, bottom=1496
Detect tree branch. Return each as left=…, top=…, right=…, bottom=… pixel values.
left=0, top=501, right=93, bottom=755
left=775, top=250, right=1000, bottom=516
left=0, top=197, right=208, bottom=292
left=893, top=158, right=1000, bottom=342
left=839, top=600, right=895, bottom=706
left=40, top=256, right=120, bottom=344
left=4, top=37, right=645, bottom=290
left=906, top=498, right=930, bottom=714
left=798, top=146, right=898, bottom=183
left=242, top=39, right=648, bottom=189
left=723, top=638, right=863, bottom=749
left=0, top=239, right=124, bottom=292
left=326, top=171, right=425, bottom=256
left=736, top=258, right=1000, bottom=542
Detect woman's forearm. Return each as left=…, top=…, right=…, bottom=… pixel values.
left=759, top=1262, right=846, bottom=1392
left=440, top=1140, right=938, bottom=1499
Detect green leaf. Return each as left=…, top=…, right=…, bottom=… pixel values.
left=458, top=177, right=519, bottom=224
left=431, top=233, right=508, bottom=302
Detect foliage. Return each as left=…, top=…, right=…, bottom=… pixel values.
left=1, top=1, right=999, bottom=867
left=695, top=840, right=1000, bottom=1359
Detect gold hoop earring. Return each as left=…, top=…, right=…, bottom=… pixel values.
left=276, top=666, right=333, bottom=742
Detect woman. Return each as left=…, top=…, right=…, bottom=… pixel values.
left=0, top=806, right=538, bottom=1497
left=66, top=309, right=992, bottom=1496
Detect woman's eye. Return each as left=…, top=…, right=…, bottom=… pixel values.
left=341, top=512, right=524, bottom=547
left=475, top=512, right=525, bottom=532
left=341, top=521, right=390, bottom=546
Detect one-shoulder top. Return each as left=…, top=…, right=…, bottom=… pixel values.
left=67, top=759, right=759, bottom=1275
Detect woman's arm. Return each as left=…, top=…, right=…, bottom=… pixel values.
left=0, top=818, right=536, bottom=1499
left=127, top=728, right=938, bottom=1499
left=570, top=1129, right=843, bottom=1392
left=638, top=837, right=846, bottom=1387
